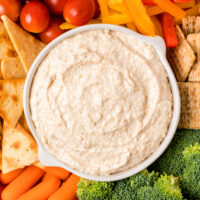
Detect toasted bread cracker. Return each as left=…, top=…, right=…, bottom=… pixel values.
left=1, top=15, right=46, bottom=73
left=178, top=82, right=200, bottom=129
left=19, top=113, right=31, bottom=133
left=188, top=62, right=200, bottom=82
left=1, top=57, right=26, bottom=79
left=0, top=79, right=25, bottom=127
left=182, top=16, right=200, bottom=35
left=167, top=26, right=195, bottom=81
left=187, top=33, right=200, bottom=56
left=2, top=122, right=38, bottom=173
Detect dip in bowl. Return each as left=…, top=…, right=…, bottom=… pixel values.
left=24, top=24, right=180, bottom=182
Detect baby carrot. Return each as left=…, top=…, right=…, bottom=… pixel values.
left=17, top=176, right=61, bottom=200
left=42, top=173, right=55, bottom=182
left=48, top=174, right=80, bottom=200
left=0, top=168, right=24, bottom=184
left=1, top=166, right=44, bottom=200
left=44, top=167, right=70, bottom=181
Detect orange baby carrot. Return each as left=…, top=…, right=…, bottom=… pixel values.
left=48, top=174, right=80, bottom=200
left=1, top=165, right=44, bottom=200
left=17, top=176, right=61, bottom=200
left=42, top=173, right=55, bottom=182
left=0, top=168, right=24, bottom=184
left=44, top=167, right=70, bottom=181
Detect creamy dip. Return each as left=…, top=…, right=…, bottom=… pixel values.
left=30, top=30, right=173, bottom=176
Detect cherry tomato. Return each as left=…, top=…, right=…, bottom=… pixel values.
left=44, top=0, right=69, bottom=15
left=20, top=1, right=50, bottom=33
left=23, top=0, right=34, bottom=4
left=63, top=0, right=95, bottom=26
left=38, top=17, right=65, bottom=44
left=93, top=0, right=100, bottom=19
left=0, top=0, right=21, bottom=21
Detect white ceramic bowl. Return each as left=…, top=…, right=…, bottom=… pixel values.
left=24, top=24, right=180, bottom=182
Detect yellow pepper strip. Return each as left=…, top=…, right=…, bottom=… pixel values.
left=109, top=8, right=120, bottom=15
left=146, top=5, right=164, bottom=16
left=109, top=3, right=128, bottom=13
left=108, top=0, right=123, bottom=6
left=98, top=0, right=109, bottom=17
left=177, top=0, right=195, bottom=9
left=102, top=13, right=132, bottom=25
left=185, top=2, right=200, bottom=16
left=60, top=19, right=101, bottom=30
left=126, top=22, right=137, bottom=32
left=152, top=0, right=185, bottom=20
left=150, top=16, right=163, bottom=37
left=123, top=0, right=155, bottom=36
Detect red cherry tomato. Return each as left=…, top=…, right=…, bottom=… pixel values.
left=93, top=0, right=100, bottom=19
left=20, top=1, right=50, bottom=33
left=63, top=0, right=95, bottom=26
left=0, top=0, right=21, bottom=21
left=23, top=0, right=33, bottom=4
left=44, top=0, right=69, bottom=15
left=38, top=17, right=65, bottom=44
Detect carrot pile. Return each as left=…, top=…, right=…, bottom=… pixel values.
left=0, top=165, right=80, bottom=200
left=60, top=0, right=197, bottom=47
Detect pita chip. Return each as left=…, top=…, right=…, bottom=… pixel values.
left=2, top=122, right=38, bottom=173
left=34, top=161, right=45, bottom=170
left=167, top=26, right=195, bottom=81
left=0, top=79, right=25, bottom=127
left=0, top=121, right=2, bottom=170
left=178, top=82, right=200, bottom=129
left=1, top=15, right=46, bottom=73
left=1, top=57, right=26, bottom=79
left=19, top=113, right=31, bottom=133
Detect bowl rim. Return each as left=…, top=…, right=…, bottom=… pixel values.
left=23, top=24, right=181, bottom=182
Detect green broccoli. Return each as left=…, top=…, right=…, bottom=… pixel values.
left=181, top=143, right=200, bottom=199
left=150, top=130, right=200, bottom=199
left=137, top=174, right=184, bottom=200
left=77, top=178, right=115, bottom=200
left=149, top=129, right=200, bottom=176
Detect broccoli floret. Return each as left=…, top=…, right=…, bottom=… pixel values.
left=181, top=143, right=200, bottom=199
left=111, top=170, right=158, bottom=200
left=77, top=178, right=114, bottom=200
left=150, top=129, right=200, bottom=176
left=137, top=175, right=183, bottom=200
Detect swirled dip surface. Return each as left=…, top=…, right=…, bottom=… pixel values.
left=30, top=30, right=173, bottom=176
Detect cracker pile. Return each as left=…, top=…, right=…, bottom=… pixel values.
left=167, top=13, right=200, bottom=129
left=0, top=15, right=45, bottom=173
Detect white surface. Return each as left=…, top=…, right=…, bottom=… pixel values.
left=23, top=24, right=180, bottom=182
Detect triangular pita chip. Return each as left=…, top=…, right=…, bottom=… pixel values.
left=0, top=121, right=2, bottom=170
left=1, top=57, right=26, bottom=79
left=34, top=161, right=45, bottom=170
left=2, top=122, right=38, bottom=173
left=1, top=15, right=46, bottom=73
left=0, top=79, right=25, bottom=127
left=19, top=113, right=31, bottom=133
left=167, top=26, right=195, bottom=81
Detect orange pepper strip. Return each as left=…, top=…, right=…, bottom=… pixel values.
left=102, top=13, right=132, bottom=24
left=177, top=0, right=195, bottom=9
left=123, top=0, right=155, bottom=36
left=126, top=22, right=137, bottom=31
left=146, top=5, right=164, bottom=16
left=152, top=0, right=185, bottom=19
left=109, top=3, right=128, bottom=13
left=108, top=0, right=123, bottom=6
left=98, top=0, right=109, bottom=17
left=151, top=16, right=163, bottom=37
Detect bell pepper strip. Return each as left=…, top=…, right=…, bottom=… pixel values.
left=161, top=13, right=178, bottom=47
left=60, top=19, right=101, bottom=30
left=102, top=13, right=132, bottom=24
left=123, top=0, right=155, bottom=36
left=146, top=5, right=164, bottom=16
left=152, top=0, right=185, bottom=19
left=109, top=3, right=128, bottom=13
left=173, top=0, right=190, bottom=2
left=126, top=22, right=137, bottom=31
left=177, top=0, right=195, bottom=9
left=142, top=0, right=155, bottom=5
left=108, top=0, right=123, bottom=6
left=185, top=2, right=200, bottom=16
left=98, top=0, right=109, bottom=17
left=151, top=16, right=163, bottom=37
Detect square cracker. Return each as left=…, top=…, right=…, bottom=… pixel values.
left=167, top=26, right=195, bottom=81
left=187, top=33, right=200, bottom=56
left=182, top=16, right=200, bottom=35
left=2, top=122, right=38, bottom=173
left=178, top=82, right=200, bottom=129
left=0, top=79, right=25, bottom=127
left=188, top=62, right=200, bottom=82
